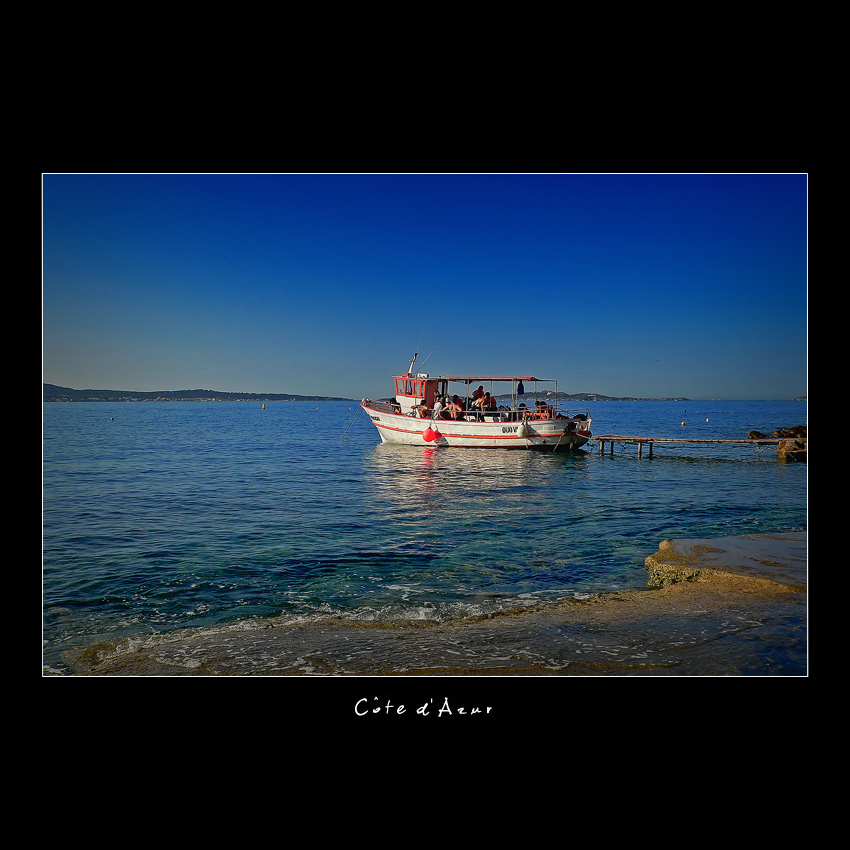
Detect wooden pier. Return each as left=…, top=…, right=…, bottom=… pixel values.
left=594, top=435, right=801, bottom=459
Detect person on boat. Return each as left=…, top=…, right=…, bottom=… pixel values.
left=472, top=385, right=485, bottom=402
left=473, top=392, right=497, bottom=413
left=446, top=396, right=465, bottom=420
left=534, top=401, right=551, bottom=420
left=518, top=403, right=529, bottom=419
left=432, top=394, right=445, bottom=420
left=416, top=400, right=429, bottom=418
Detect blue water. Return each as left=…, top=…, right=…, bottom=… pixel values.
left=42, top=399, right=807, bottom=673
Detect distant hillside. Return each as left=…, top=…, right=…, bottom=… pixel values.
left=43, top=384, right=353, bottom=403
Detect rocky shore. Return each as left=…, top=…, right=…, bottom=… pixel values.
left=645, top=533, right=806, bottom=590
left=749, top=425, right=807, bottom=462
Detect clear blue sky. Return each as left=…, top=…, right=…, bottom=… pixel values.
left=42, top=173, right=807, bottom=400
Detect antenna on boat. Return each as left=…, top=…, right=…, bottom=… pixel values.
left=408, top=326, right=426, bottom=373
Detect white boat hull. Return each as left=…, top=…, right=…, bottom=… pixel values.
left=361, top=401, right=591, bottom=452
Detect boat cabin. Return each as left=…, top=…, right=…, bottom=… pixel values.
left=393, top=373, right=447, bottom=414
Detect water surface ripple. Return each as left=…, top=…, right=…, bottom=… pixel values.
left=42, top=399, right=806, bottom=672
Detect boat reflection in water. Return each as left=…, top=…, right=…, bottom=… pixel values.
left=359, top=440, right=605, bottom=612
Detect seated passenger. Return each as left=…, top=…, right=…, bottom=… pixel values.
left=446, top=396, right=465, bottom=420
left=472, top=391, right=496, bottom=412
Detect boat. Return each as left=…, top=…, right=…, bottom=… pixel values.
left=360, top=353, right=592, bottom=452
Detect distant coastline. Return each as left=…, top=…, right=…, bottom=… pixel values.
left=42, top=383, right=807, bottom=404
left=43, top=383, right=687, bottom=404
left=42, top=384, right=352, bottom=403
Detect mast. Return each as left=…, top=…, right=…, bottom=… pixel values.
left=408, top=326, right=426, bottom=374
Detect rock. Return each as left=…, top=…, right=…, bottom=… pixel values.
left=749, top=425, right=807, bottom=440
left=748, top=425, right=807, bottom=460
left=777, top=438, right=807, bottom=462
left=644, top=534, right=807, bottom=590
left=775, top=425, right=807, bottom=438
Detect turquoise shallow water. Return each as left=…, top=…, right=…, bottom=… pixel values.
left=42, top=399, right=807, bottom=673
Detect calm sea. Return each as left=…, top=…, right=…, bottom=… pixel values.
left=42, top=398, right=807, bottom=674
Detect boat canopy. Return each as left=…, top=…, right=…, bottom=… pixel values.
left=393, top=373, right=558, bottom=409
left=443, top=375, right=545, bottom=383
left=400, top=374, right=547, bottom=383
